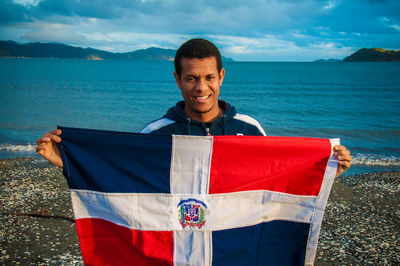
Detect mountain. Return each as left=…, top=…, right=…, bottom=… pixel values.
left=0, top=41, right=105, bottom=59
left=343, top=48, right=400, bottom=62
left=124, top=47, right=176, bottom=61
left=0, top=40, right=234, bottom=61
left=0, top=40, right=173, bottom=60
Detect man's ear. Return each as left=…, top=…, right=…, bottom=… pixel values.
left=173, top=71, right=181, bottom=90
left=219, top=68, right=225, bottom=86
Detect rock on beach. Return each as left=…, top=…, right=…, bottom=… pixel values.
left=0, top=157, right=399, bottom=264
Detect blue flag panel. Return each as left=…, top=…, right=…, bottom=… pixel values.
left=58, top=126, right=172, bottom=193
left=212, top=220, right=310, bottom=265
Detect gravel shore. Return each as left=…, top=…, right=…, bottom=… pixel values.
left=1, top=157, right=399, bottom=265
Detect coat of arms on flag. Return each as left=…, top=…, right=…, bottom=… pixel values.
left=178, top=198, right=207, bottom=229
left=58, top=126, right=339, bottom=266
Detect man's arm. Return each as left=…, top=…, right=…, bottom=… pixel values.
left=36, top=129, right=63, bottom=168
left=333, top=145, right=352, bottom=177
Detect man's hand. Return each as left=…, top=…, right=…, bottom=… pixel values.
left=36, top=129, right=63, bottom=168
left=333, top=145, right=352, bottom=177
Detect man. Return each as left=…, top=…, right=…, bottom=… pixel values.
left=140, top=38, right=265, bottom=137
left=36, top=38, right=352, bottom=176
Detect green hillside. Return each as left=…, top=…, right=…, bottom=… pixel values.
left=0, top=40, right=234, bottom=61
left=344, top=48, right=400, bottom=62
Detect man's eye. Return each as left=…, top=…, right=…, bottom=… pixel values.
left=185, top=77, right=195, bottom=81
left=207, top=76, right=215, bottom=80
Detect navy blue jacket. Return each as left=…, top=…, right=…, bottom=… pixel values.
left=140, top=100, right=266, bottom=136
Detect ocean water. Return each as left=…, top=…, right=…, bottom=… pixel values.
left=1, top=58, right=399, bottom=175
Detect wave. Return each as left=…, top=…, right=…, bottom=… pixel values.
left=351, top=153, right=400, bottom=167
left=1, top=144, right=399, bottom=168
left=0, top=144, right=36, bottom=153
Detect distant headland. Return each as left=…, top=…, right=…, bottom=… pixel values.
left=343, top=48, right=400, bottom=62
left=315, top=48, right=400, bottom=62
left=0, top=40, right=234, bottom=61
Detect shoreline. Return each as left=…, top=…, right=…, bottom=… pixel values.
left=1, top=157, right=399, bottom=264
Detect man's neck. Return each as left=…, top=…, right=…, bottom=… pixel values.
left=185, top=107, right=224, bottom=123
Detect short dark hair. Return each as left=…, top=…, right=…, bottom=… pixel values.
left=174, top=38, right=222, bottom=77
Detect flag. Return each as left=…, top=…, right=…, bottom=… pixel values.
left=58, top=126, right=339, bottom=266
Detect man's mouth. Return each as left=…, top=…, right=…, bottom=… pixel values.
left=194, top=95, right=210, bottom=101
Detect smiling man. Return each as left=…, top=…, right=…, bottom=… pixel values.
left=140, top=38, right=267, bottom=137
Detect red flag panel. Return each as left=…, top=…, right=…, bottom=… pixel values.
left=76, top=218, right=174, bottom=266
left=209, top=136, right=331, bottom=196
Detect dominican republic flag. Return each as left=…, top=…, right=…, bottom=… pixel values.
left=58, top=126, right=339, bottom=266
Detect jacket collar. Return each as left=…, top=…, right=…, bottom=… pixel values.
left=164, top=100, right=236, bottom=124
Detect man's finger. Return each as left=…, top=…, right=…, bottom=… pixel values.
left=333, top=145, right=342, bottom=151
left=338, top=149, right=351, bottom=156
left=36, top=136, right=50, bottom=145
left=36, top=130, right=61, bottom=144
left=36, top=143, right=48, bottom=151
left=338, top=161, right=350, bottom=173
left=334, top=147, right=350, bottom=157
left=48, top=133, right=61, bottom=143
left=333, top=145, right=349, bottom=151
left=339, top=161, right=351, bottom=168
left=49, top=129, right=62, bottom=135
left=338, top=155, right=352, bottom=162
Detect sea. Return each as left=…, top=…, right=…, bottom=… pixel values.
left=1, top=58, right=399, bottom=175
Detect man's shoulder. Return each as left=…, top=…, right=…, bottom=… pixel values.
left=230, top=113, right=266, bottom=136
left=140, top=117, right=176, bottom=134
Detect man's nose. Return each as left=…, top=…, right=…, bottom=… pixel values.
left=195, top=78, right=207, bottom=91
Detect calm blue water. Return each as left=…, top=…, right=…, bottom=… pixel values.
left=1, top=58, right=399, bottom=175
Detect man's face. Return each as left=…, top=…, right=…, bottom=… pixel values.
left=174, top=57, right=225, bottom=122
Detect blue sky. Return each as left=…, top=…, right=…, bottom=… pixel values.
left=0, top=0, right=399, bottom=61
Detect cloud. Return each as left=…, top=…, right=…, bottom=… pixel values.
left=78, top=31, right=189, bottom=51
left=211, top=34, right=354, bottom=61
left=323, top=0, right=336, bottom=9
left=0, top=0, right=328, bottom=34
left=380, top=16, right=400, bottom=33
left=1, top=0, right=399, bottom=60
left=21, top=20, right=89, bottom=44
left=12, top=0, right=42, bottom=7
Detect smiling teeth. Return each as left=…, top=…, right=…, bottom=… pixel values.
left=196, top=96, right=209, bottom=100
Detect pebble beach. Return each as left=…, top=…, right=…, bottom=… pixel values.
left=1, top=157, right=399, bottom=265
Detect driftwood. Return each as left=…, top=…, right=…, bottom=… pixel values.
left=14, top=208, right=75, bottom=223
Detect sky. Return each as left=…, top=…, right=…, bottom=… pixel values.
left=0, top=0, right=399, bottom=61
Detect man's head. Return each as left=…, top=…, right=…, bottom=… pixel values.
left=174, top=38, right=222, bottom=77
left=173, top=39, right=225, bottom=123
